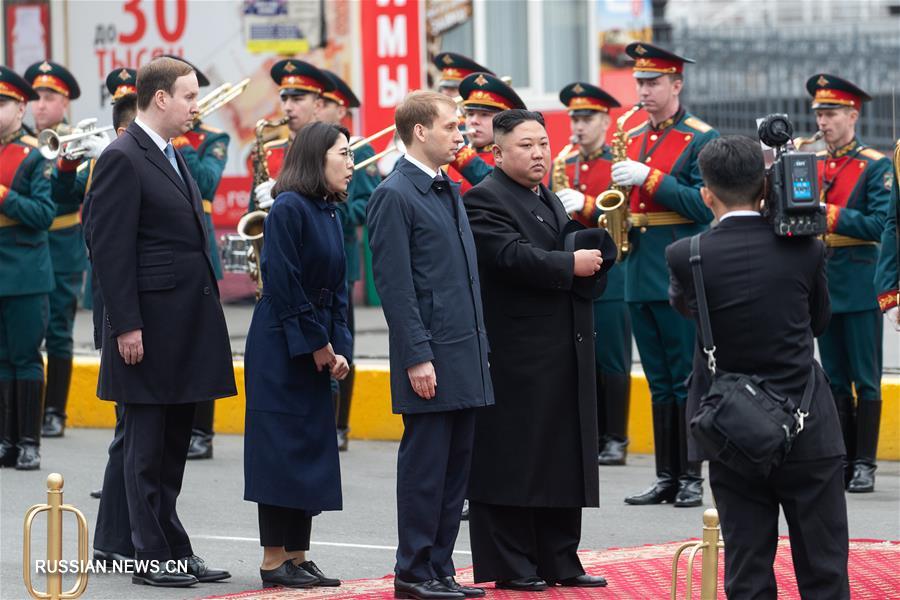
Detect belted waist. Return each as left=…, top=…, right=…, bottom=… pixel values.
left=305, top=287, right=334, bottom=307
left=0, top=212, right=79, bottom=230
left=824, top=233, right=877, bottom=248
left=629, top=211, right=694, bottom=227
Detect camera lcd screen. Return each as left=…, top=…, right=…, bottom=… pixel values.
left=787, top=155, right=816, bottom=205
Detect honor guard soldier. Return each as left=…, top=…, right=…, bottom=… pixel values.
left=24, top=60, right=89, bottom=439
left=807, top=74, right=891, bottom=493
left=612, top=43, right=719, bottom=507
left=432, top=52, right=494, bottom=99
left=0, top=67, right=55, bottom=470
left=449, top=72, right=526, bottom=193
left=250, top=59, right=335, bottom=211
left=551, top=82, right=633, bottom=465
left=876, top=141, right=899, bottom=332
left=319, top=69, right=382, bottom=450
left=166, top=57, right=231, bottom=460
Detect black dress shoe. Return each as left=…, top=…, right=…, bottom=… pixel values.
left=556, top=574, right=607, bottom=587
left=15, top=444, right=40, bottom=470
left=461, top=499, right=469, bottom=521
left=42, top=413, right=65, bottom=438
left=847, top=463, right=876, bottom=493
left=261, top=560, right=318, bottom=588
left=439, top=576, right=484, bottom=597
left=179, top=554, right=230, bottom=582
left=495, top=577, right=548, bottom=591
left=186, top=433, right=213, bottom=460
left=395, top=577, right=464, bottom=599
left=90, top=488, right=102, bottom=499
left=337, top=428, right=349, bottom=452
left=598, top=437, right=628, bottom=466
left=624, top=480, right=677, bottom=505
left=133, top=568, right=198, bottom=588
left=298, top=560, right=340, bottom=586
left=674, top=479, right=703, bottom=507
left=93, top=549, right=134, bottom=567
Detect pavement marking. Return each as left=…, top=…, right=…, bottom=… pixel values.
left=194, top=535, right=472, bottom=555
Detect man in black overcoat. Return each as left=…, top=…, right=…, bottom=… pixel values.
left=86, top=57, right=236, bottom=588
left=666, top=136, right=848, bottom=598
left=463, top=110, right=610, bottom=590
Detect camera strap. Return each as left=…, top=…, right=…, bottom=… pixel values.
left=688, top=233, right=814, bottom=430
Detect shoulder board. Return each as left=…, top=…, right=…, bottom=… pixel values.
left=683, top=116, right=713, bottom=133
left=198, top=123, right=224, bottom=134
left=19, top=135, right=39, bottom=148
left=263, top=138, right=288, bottom=150
left=564, top=149, right=580, bottom=162
left=76, top=160, right=92, bottom=173
left=859, top=147, right=885, bottom=161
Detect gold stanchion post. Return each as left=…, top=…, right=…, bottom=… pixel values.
left=671, top=508, right=724, bottom=600
left=23, top=473, right=90, bottom=600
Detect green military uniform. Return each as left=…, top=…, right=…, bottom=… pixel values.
left=617, top=43, right=718, bottom=507
left=0, top=66, right=55, bottom=469
left=552, top=81, right=633, bottom=465
left=806, top=74, right=891, bottom=493
left=24, top=61, right=85, bottom=438
left=876, top=142, right=899, bottom=314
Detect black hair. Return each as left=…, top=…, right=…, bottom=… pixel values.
left=492, top=109, right=546, bottom=138
left=272, top=122, right=350, bottom=201
left=697, top=135, right=765, bottom=208
left=113, top=94, right=137, bottom=130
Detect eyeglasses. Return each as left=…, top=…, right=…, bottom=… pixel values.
left=329, top=149, right=355, bottom=163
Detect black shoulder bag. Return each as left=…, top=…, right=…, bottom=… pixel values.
left=687, top=234, right=814, bottom=480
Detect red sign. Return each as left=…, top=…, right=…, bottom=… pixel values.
left=359, top=0, right=423, bottom=152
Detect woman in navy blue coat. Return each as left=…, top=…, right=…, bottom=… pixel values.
left=243, top=122, right=353, bottom=589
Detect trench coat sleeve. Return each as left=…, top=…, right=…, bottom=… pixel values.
left=809, top=240, right=831, bottom=337
left=330, top=270, right=353, bottom=360
left=264, top=199, right=330, bottom=357
left=367, top=186, right=435, bottom=370
left=464, top=185, right=575, bottom=290
left=88, top=148, right=143, bottom=337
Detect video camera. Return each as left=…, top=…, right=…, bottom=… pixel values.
left=757, top=114, right=826, bottom=237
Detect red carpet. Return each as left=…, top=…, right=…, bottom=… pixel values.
left=205, top=538, right=899, bottom=599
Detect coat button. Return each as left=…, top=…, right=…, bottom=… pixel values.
left=331, top=211, right=335, bottom=218
left=645, top=156, right=652, bottom=163
left=581, top=164, right=589, bottom=171
left=470, top=276, right=476, bottom=285
left=640, top=227, right=647, bottom=233
left=580, top=184, right=587, bottom=191
left=576, top=333, right=583, bottom=342
left=203, top=286, right=211, bottom=295
left=650, top=134, right=658, bottom=141
left=639, top=202, right=646, bottom=209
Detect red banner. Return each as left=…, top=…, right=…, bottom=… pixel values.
left=359, top=0, right=423, bottom=152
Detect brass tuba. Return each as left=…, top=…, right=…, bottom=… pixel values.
left=597, top=102, right=643, bottom=261
left=238, top=116, right=289, bottom=297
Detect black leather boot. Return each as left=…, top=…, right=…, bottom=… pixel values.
left=625, top=403, right=678, bottom=504
left=0, top=380, right=18, bottom=467
left=598, top=373, right=630, bottom=466
left=42, top=356, right=72, bottom=438
left=187, top=401, right=215, bottom=460
left=833, top=395, right=856, bottom=487
left=674, top=402, right=703, bottom=507
left=335, top=366, right=354, bottom=452
left=16, top=379, right=44, bottom=470
left=848, top=400, right=881, bottom=493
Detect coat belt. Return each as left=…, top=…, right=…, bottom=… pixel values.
left=0, top=212, right=80, bottom=230
left=629, top=211, right=693, bottom=227
left=824, top=233, right=876, bottom=248
left=304, top=287, right=333, bottom=307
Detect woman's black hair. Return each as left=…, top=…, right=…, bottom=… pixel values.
left=271, top=122, right=351, bottom=201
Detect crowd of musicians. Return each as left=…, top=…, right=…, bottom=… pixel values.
left=0, top=40, right=896, bottom=597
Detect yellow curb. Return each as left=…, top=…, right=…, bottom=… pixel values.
left=66, top=357, right=900, bottom=460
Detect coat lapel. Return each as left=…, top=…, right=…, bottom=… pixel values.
left=493, top=168, right=560, bottom=237
left=540, top=184, right=570, bottom=232
left=127, top=123, right=190, bottom=200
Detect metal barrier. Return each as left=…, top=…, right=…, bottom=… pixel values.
left=671, top=508, right=724, bottom=599
left=23, top=473, right=89, bottom=600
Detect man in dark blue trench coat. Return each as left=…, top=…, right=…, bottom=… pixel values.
left=368, top=90, right=494, bottom=600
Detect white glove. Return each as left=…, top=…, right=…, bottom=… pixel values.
left=255, top=179, right=277, bottom=210
left=79, top=131, right=111, bottom=159
left=74, top=117, right=98, bottom=130
left=611, top=160, right=651, bottom=187
left=887, top=306, right=900, bottom=332
left=557, top=188, right=586, bottom=213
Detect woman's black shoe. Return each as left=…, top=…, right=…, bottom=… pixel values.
left=260, top=560, right=318, bottom=589
left=298, top=560, right=341, bottom=586
left=495, top=577, right=548, bottom=591
left=439, top=576, right=485, bottom=597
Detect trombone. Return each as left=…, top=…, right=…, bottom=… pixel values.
left=194, top=78, right=251, bottom=125
left=353, top=129, right=470, bottom=172
left=38, top=121, right=114, bottom=160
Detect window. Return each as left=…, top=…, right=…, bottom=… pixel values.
left=483, top=0, right=530, bottom=87
left=542, top=0, right=590, bottom=91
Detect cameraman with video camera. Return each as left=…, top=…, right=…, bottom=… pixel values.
left=666, top=136, right=849, bottom=598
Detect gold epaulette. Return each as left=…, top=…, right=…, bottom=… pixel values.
left=199, top=123, right=224, bottom=134
left=20, top=135, right=39, bottom=148
left=263, top=138, right=288, bottom=150
left=683, top=116, right=712, bottom=133
left=860, top=147, right=885, bottom=161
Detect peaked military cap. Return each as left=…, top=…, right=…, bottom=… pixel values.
left=105, top=68, right=138, bottom=102
left=24, top=60, right=81, bottom=99
left=559, top=82, right=621, bottom=115
left=160, top=55, right=210, bottom=87
left=270, top=59, right=334, bottom=97
left=321, top=69, right=360, bottom=108
left=459, top=72, right=526, bottom=112
left=806, top=73, right=871, bottom=110
left=433, top=52, right=494, bottom=89
left=625, top=42, right=695, bottom=79
left=0, top=66, right=39, bottom=102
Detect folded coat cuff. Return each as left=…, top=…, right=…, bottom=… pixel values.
left=279, top=305, right=329, bottom=357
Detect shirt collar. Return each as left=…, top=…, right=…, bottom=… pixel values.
left=403, top=152, right=438, bottom=180
left=719, top=210, right=762, bottom=222
left=134, top=116, right=170, bottom=152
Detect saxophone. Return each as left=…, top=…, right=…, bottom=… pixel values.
left=238, top=116, right=289, bottom=296
left=597, top=102, right=643, bottom=261
left=551, top=135, right=579, bottom=191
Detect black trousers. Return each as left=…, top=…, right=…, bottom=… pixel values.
left=709, top=457, right=849, bottom=599
left=191, top=399, right=215, bottom=436
left=468, top=502, right=584, bottom=584
left=123, top=402, right=195, bottom=561
left=94, top=403, right=134, bottom=556
left=396, top=409, right=475, bottom=582
left=258, top=503, right=312, bottom=551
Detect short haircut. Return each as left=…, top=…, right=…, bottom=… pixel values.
left=697, top=135, right=765, bottom=207
left=135, top=57, right=194, bottom=110
left=113, top=94, right=137, bottom=130
left=669, top=73, right=684, bottom=83
left=492, top=109, right=546, bottom=143
left=272, top=121, right=350, bottom=201
left=394, top=90, right=457, bottom=146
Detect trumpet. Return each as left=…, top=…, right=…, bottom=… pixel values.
left=793, top=130, right=824, bottom=150
left=38, top=120, right=113, bottom=160
left=194, top=78, right=250, bottom=125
